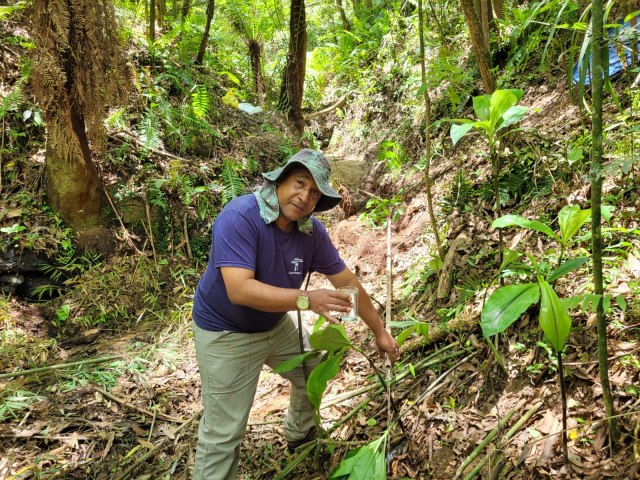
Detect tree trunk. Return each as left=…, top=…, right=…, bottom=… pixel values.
left=460, top=0, right=495, bottom=93
left=45, top=119, right=103, bottom=231
left=181, top=0, right=191, bottom=21
left=195, top=0, right=215, bottom=65
left=336, top=0, right=350, bottom=30
left=492, top=0, right=503, bottom=19
left=591, top=0, right=619, bottom=446
left=279, top=0, right=307, bottom=135
left=248, top=39, right=265, bottom=102
left=418, top=0, right=444, bottom=262
left=480, top=0, right=490, bottom=47
left=157, top=0, right=165, bottom=29
left=149, top=0, right=155, bottom=42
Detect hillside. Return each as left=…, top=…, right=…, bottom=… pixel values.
left=1, top=1, right=640, bottom=479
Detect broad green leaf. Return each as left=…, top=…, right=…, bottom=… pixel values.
left=615, top=294, right=627, bottom=312
left=330, top=434, right=387, bottom=479
left=492, top=214, right=557, bottom=240
left=506, top=88, right=525, bottom=102
left=481, top=283, right=540, bottom=337
left=450, top=122, right=475, bottom=146
left=539, top=280, right=571, bottom=352
left=558, top=205, right=591, bottom=245
left=309, top=324, right=353, bottom=352
left=559, top=295, right=585, bottom=310
left=601, top=205, right=614, bottom=223
left=307, top=351, right=343, bottom=409
left=272, top=350, right=319, bottom=374
left=396, top=325, right=417, bottom=347
left=547, top=257, right=589, bottom=283
left=496, top=105, right=528, bottom=131
left=567, top=147, right=583, bottom=164
left=489, top=90, right=518, bottom=132
left=500, top=248, right=520, bottom=270
left=472, top=95, right=491, bottom=121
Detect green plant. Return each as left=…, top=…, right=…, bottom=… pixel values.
left=359, top=193, right=405, bottom=229
left=0, top=388, right=46, bottom=421
left=377, top=140, right=409, bottom=176
left=389, top=315, right=429, bottom=347
left=480, top=204, right=598, bottom=462
left=450, top=89, right=529, bottom=268
left=275, top=319, right=401, bottom=479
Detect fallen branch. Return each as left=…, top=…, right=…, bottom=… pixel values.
left=322, top=345, right=465, bottom=408
left=0, top=355, right=123, bottom=380
left=115, top=408, right=201, bottom=480
left=304, top=91, right=356, bottom=120
left=93, top=385, right=185, bottom=424
left=109, top=130, right=191, bottom=162
left=462, top=400, right=543, bottom=480
left=454, top=405, right=519, bottom=479
left=400, top=351, right=480, bottom=420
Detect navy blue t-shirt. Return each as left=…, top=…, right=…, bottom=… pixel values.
left=192, top=194, right=346, bottom=332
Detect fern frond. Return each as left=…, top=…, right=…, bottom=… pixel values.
left=220, top=159, right=246, bottom=205
left=138, top=108, right=162, bottom=152
left=105, top=107, right=127, bottom=132
left=191, top=84, right=210, bottom=119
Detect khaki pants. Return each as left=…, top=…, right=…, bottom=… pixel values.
left=192, top=315, right=317, bottom=480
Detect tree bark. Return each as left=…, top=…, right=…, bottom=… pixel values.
left=248, top=39, right=265, bottom=102
left=157, top=0, right=165, bottom=29
left=149, top=0, right=155, bottom=42
left=460, top=0, right=495, bottom=93
left=45, top=119, right=104, bottom=231
left=492, top=0, right=503, bottom=19
left=336, top=0, right=350, bottom=30
left=195, top=0, right=215, bottom=65
left=418, top=0, right=444, bottom=262
left=279, top=0, right=307, bottom=135
left=181, top=0, right=191, bottom=21
left=591, top=0, right=619, bottom=446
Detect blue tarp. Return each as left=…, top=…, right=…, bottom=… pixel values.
left=572, top=19, right=640, bottom=86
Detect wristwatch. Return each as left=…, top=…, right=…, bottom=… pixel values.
left=296, top=291, right=310, bottom=310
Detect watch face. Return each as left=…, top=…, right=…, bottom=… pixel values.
left=297, top=295, right=309, bottom=310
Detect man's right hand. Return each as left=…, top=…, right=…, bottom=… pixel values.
left=308, top=289, right=352, bottom=324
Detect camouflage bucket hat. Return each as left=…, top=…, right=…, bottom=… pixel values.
left=262, top=148, right=343, bottom=212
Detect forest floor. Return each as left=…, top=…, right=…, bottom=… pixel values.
left=2, top=55, right=640, bottom=479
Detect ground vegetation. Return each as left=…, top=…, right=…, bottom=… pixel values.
left=1, top=0, right=639, bottom=478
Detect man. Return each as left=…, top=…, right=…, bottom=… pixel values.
left=191, top=148, right=398, bottom=480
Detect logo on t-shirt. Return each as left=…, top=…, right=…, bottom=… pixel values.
left=290, top=257, right=303, bottom=275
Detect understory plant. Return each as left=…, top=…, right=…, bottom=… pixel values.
left=450, top=89, right=529, bottom=269
left=274, top=321, right=396, bottom=478
left=480, top=204, right=619, bottom=462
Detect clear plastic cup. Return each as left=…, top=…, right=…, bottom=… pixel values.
left=338, top=286, right=358, bottom=322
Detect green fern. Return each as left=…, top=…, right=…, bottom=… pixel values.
left=0, top=88, right=23, bottom=118
left=105, top=107, right=127, bottom=132
left=191, top=84, right=210, bottom=119
left=220, top=159, right=246, bottom=205
left=139, top=108, right=162, bottom=152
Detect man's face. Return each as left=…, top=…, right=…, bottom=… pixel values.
left=276, top=167, right=322, bottom=224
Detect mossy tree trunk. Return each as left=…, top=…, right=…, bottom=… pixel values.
left=336, top=0, right=351, bottom=31
left=45, top=117, right=104, bottom=231
left=591, top=0, right=619, bottom=446
left=30, top=0, right=128, bottom=251
left=181, top=0, right=191, bottom=21
left=195, top=0, right=215, bottom=65
left=149, top=0, right=155, bottom=42
left=248, top=39, right=265, bottom=102
left=460, top=0, right=495, bottom=93
left=279, top=0, right=307, bottom=135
